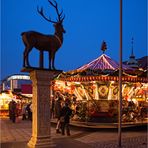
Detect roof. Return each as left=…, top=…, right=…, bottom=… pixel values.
left=1, top=74, right=30, bottom=83
left=123, top=56, right=148, bottom=70
left=137, top=56, right=148, bottom=70
left=77, top=54, right=132, bottom=71
left=57, top=54, right=147, bottom=82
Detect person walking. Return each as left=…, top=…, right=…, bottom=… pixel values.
left=11, top=100, right=17, bottom=123
left=29, top=103, right=32, bottom=121
left=50, top=97, right=55, bottom=119
left=8, top=100, right=13, bottom=120
left=54, top=96, right=63, bottom=133
left=26, top=102, right=32, bottom=121
left=60, top=102, right=72, bottom=136
left=22, top=104, right=27, bottom=120
left=15, top=101, right=21, bottom=123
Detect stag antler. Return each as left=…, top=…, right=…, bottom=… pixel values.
left=37, top=0, right=65, bottom=23
left=48, top=0, right=65, bottom=23
left=37, top=6, right=56, bottom=23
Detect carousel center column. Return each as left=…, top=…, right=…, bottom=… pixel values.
left=23, top=68, right=62, bottom=148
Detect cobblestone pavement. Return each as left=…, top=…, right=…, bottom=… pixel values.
left=0, top=118, right=147, bottom=148
left=83, top=135, right=147, bottom=148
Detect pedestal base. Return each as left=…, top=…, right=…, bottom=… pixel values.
left=21, top=69, right=62, bottom=148
left=27, top=136, right=56, bottom=148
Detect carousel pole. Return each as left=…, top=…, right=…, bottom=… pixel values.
left=118, top=0, right=122, bottom=147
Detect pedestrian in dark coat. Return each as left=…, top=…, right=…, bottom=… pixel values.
left=60, top=102, right=72, bottom=136
left=55, top=96, right=63, bottom=133
left=50, top=97, right=55, bottom=119
left=26, top=103, right=32, bottom=121
left=11, top=100, right=17, bottom=123
left=8, top=100, right=13, bottom=120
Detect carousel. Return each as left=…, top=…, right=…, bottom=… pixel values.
left=52, top=49, right=148, bottom=123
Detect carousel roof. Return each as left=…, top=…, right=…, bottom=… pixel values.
left=77, top=54, right=132, bottom=71
left=57, top=54, right=147, bottom=83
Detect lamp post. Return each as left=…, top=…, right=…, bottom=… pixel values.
left=118, top=0, right=122, bottom=147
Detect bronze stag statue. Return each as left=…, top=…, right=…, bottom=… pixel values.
left=21, top=0, right=65, bottom=70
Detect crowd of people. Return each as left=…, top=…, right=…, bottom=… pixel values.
left=54, top=95, right=72, bottom=136
left=8, top=95, right=73, bottom=136
left=8, top=100, right=32, bottom=123
left=8, top=92, right=147, bottom=136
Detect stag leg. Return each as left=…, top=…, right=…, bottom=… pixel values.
left=39, top=50, right=44, bottom=68
left=23, top=51, right=26, bottom=67
left=24, top=47, right=32, bottom=67
left=50, top=51, right=56, bottom=70
left=23, top=48, right=31, bottom=67
left=48, top=51, right=51, bottom=70
left=26, top=51, right=31, bottom=67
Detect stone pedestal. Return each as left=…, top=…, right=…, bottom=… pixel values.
left=22, top=68, right=62, bottom=148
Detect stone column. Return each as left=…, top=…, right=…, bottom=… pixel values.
left=26, top=69, right=62, bottom=148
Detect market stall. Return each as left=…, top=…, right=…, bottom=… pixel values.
left=0, top=90, right=31, bottom=117
left=53, top=54, right=148, bottom=123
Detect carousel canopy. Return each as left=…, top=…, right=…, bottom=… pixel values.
left=57, top=54, right=147, bottom=83
left=77, top=54, right=132, bottom=71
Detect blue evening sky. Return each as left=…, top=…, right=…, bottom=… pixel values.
left=1, top=0, right=147, bottom=80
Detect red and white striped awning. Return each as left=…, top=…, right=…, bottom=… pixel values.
left=77, top=54, right=132, bottom=71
